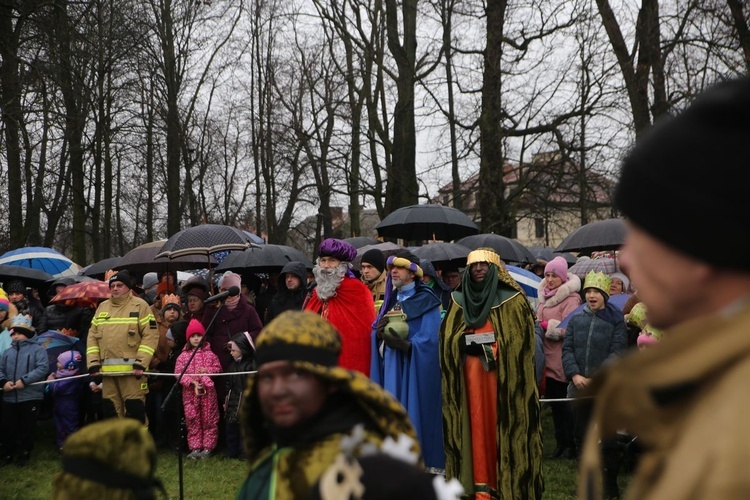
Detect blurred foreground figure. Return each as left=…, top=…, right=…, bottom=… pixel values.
left=53, top=418, right=164, bottom=499
left=237, top=310, right=417, bottom=499
left=579, top=77, right=750, bottom=499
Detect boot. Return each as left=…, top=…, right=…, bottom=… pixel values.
left=602, top=439, right=621, bottom=499
left=603, top=468, right=620, bottom=499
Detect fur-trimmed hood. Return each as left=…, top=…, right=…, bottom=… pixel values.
left=537, top=272, right=581, bottom=308
left=1, top=301, right=18, bottom=330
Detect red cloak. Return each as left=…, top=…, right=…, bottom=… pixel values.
left=304, top=276, right=376, bottom=375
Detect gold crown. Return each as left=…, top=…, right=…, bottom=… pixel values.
left=104, top=269, right=117, bottom=282
left=625, top=302, right=647, bottom=329
left=643, top=324, right=663, bottom=341
left=466, top=248, right=502, bottom=269
left=583, top=271, right=611, bottom=295
left=161, top=293, right=181, bottom=308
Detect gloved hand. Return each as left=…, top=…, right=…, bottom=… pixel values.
left=382, top=328, right=411, bottom=353
left=375, top=316, right=389, bottom=340
left=545, top=319, right=563, bottom=341
left=88, top=365, right=103, bottom=384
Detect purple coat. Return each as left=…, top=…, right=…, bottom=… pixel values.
left=201, top=295, right=262, bottom=370
left=50, top=375, right=85, bottom=447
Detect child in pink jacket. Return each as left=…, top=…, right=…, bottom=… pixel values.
left=174, top=319, right=222, bottom=459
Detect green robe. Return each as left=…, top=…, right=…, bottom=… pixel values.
left=440, top=279, right=544, bottom=499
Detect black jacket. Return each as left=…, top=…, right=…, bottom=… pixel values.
left=265, top=261, right=308, bottom=324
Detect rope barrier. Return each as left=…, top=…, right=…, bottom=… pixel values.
left=29, top=370, right=259, bottom=386
left=30, top=372, right=588, bottom=403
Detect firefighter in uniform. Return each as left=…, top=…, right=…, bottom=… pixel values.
left=87, top=270, right=158, bottom=423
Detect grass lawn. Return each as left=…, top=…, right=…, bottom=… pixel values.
left=0, top=405, right=629, bottom=499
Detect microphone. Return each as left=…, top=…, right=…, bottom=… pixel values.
left=204, top=286, right=241, bottom=304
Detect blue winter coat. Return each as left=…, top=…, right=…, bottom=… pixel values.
left=0, top=337, right=49, bottom=403
left=562, top=303, right=627, bottom=381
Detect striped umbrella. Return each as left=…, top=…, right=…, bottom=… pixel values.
left=0, top=246, right=80, bottom=277
left=506, top=264, right=542, bottom=309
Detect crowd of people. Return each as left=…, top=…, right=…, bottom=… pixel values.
left=2, top=76, right=749, bottom=499
left=0, top=235, right=648, bottom=499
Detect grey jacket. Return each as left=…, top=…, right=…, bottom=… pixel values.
left=0, top=337, right=49, bottom=403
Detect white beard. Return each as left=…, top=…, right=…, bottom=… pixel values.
left=313, top=262, right=348, bottom=300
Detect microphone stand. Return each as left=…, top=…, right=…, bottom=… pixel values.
left=162, top=299, right=226, bottom=500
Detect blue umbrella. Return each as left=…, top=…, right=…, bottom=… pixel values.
left=559, top=293, right=632, bottom=329
left=506, top=264, right=542, bottom=309
left=35, top=330, right=85, bottom=374
left=242, top=231, right=266, bottom=245
left=0, top=246, right=80, bottom=278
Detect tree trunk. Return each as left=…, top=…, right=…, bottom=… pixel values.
left=162, top=0, right=182, bottom=236
left=384, top=0, right=419, bottom=213
left=0, top=1, right=26, bottom=248
left=595, top=0, right=653, bottom=136
left=442, top=0, right=462, bottom=210
left=478, top=0, right=511, bottom=235
left=727, top=0, right=750, bottom=72
left=55, top=0, right=88, bottom=264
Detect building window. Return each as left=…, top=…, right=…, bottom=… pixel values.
left=535, top=218, right=544, bottom=238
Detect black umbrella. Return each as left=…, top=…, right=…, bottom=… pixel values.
left=0, top=264, right=53, bottom=288
left=412, top=242, right=471, bottom=268
left=456, top=233, right=537, bottom=265
left=156, top=224, right=259, bottom=259
left=527, top=246, right=577, bottom=266
left=375, top=204, right=479, bottom=242
left=214, top=244, right=313, bottom=273
left=78, top=256, right=122, bottom=279
left=342, top=236, right=381, bottom=249
left=554, top=218, right=627, bottom=253
left=115, top=240, right=218, bottom=277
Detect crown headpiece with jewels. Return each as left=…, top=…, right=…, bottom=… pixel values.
left=466, top=247, right=502, bottom=269
left=161, top=293, right=181, bottom=308
left=583, top=271, right=611, bottom=297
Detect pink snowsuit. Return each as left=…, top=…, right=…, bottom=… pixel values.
left=175, top=341, right=222, bottom=452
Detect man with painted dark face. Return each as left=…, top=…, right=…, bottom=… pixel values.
left=236, top=310, right=418, bottom=499
left=304, top=239, right=375, bottom=375
left=370, top=250, right=444, bottom=471
left=440, top=248, right=543, bottom=499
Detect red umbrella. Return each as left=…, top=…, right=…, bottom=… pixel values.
left=49, top=280, right=112, bottom=309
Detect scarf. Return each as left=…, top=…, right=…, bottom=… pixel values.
left=542, top=283, right=559, bottom=300
left=225, top=295, right=240, bottom=311
left=462, top=265, right=500, bottom=329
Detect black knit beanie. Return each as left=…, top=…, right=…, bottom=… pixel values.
left=361, top=248, right=386, bottom=274
left=615, top=77, right=750, bottom=270
left=5, top=279, right=26, bottom=295
left=108, top=270, right=133, bottom=289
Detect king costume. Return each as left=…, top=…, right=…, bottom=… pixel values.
left=370, top=255, right=444, bottom=471
left=237, top=311, right=418, bottom=500
left=440, top=249, right=543, bottom=499
left=304, top=239, right=375, bottom=375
